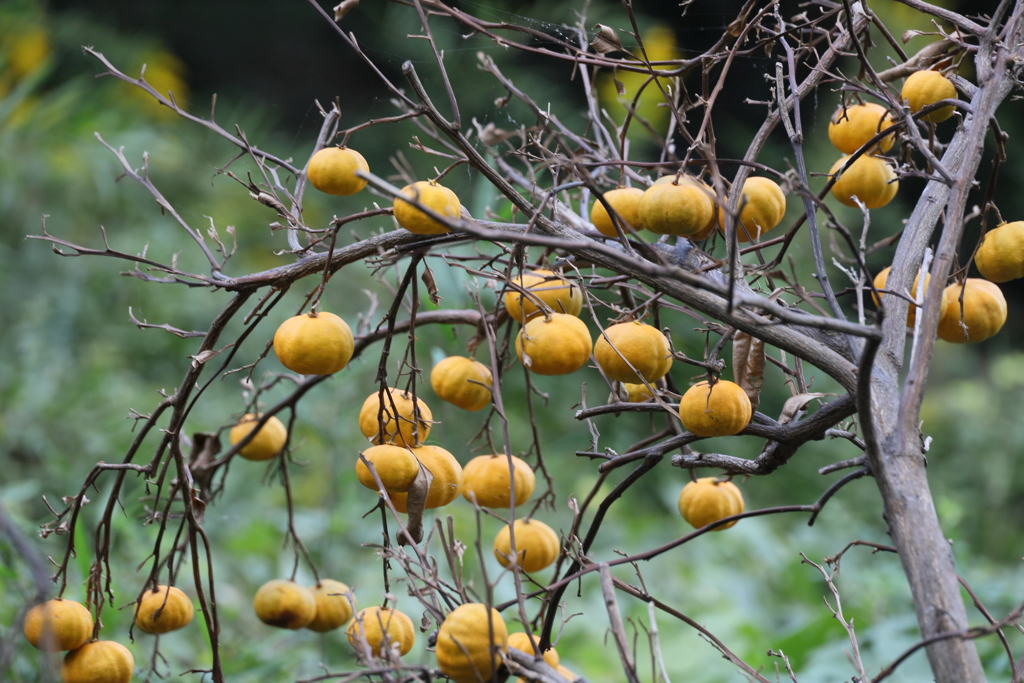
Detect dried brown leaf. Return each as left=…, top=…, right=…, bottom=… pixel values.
left=778, top=393, right=826, bottom=424
left=591, top=24, right=624, bottom=55
left=732, top=332, right=765, bottom=411
left=421, top=263, right=441, bottom=305
left=398, top=463, right=433, bottom=546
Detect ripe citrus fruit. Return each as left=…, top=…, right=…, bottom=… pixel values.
left=829, top=155, right=898, bottom=209
left=678, top=477, right=744, bottom=530
left=347, top=606, right=415, bottom=658
left=253, top=579, right=317, bottom=629
left=975, top=221, right=1024, bottom=283
left=590, top=187, right=645, bottom=237
left=516, top=313, right=592, bottom=376
left=306, top=579, right=355, bottom=633
left=717, top=176, right=786, bottom=242
left=493, top=519, right=560, bottom=572
left=872, top=266, right=949, bottom=328
left=593, top=321, right=672, bottom=384
left=622, top=382, right=655, bottom=403
left=61, top=641, right=134, bottom=683
left=504, top=270, right=583, bottom=322
left=358, top=388, right=433, bottom=447
left=307, top=147, right=369, bottom=196
left=229, top=413, right=288, bottom=461
left=462, top=454, right=535, bottom=508
left=134, top=585, right=194, bottom=634
left=828, top=102, right=895, bottom=154
left=273, top=311, right=354, bottom=376
left=678, top=380, right=752, bottom=437
left=637, top=177, right=714, bottom=236
left=937, top=279, right=1007, bottom=343
left=901, top=70, right=957, bottom=123
left=389, top=445, right=464, bottom=512
left=507, top=632, right=559, bottom=667
left=23, top=599, right=93, bottom=652
left=393, top=181, right=461, bottom=235
left=430, top=356, right=493, bottom=411
left=355, top=444, right=421, bottom=494
left=435, top=604, right=508, bottom=683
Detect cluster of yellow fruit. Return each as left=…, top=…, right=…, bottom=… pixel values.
left=590, top=174, right=786, bottom=243
left=874, top=265, right=1009, bottom=343
left=827, top=70, right=958, bottom=210
left=24, top=588, right=195, bottom=683
left=254, top=578, right=356, bottom=632
left=307, top=146, right=462, bottom=235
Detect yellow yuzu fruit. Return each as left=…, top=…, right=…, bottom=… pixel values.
left=975, top=221, right=1024, bottom=283
left=462, top=454, right=535, bottom=508
left=516, top=314, right=593, bottom=376
left=23, top=599, right=93, bottom=652
left=829, top=155, right=898, bottom=209
left=590, top=187, right=645, bottom=237
left=901, top=70, right=957, bottom=123
left=678, top=477, right=744, bottom=530
left=430, top=356, right=493, bottom=411
left=229, top=413, right=288, bottom=461
left=828, top=102, right=895, bottom=154
left=504, top=270, right=583, bottom=322
left=273, top=311, right=354, bottom=376
left=355, top=444, right=421, bottom=494
left=358, top=388, right=432, bottom=447
left=678, top=380, right=752, bottom=437
left=134, top=585, right=193, bottom=634
left=307, top=147, right=369, bottom=196
left=937, top=279, right=1007, bottom=343
left=593, top=321, right=672, bottom=384
left=393, top=181, right=461, bottom=235
left=389, top=445, right=464, bottom=512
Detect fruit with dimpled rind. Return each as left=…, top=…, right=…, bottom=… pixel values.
left=393, top=181, right=462, bottom=235
left=828, top=102, right=895, bottom=153
left=229, top=413, right=288, bottom=461
left=829, top=155, right=898, bottom=209
left=60, top=641, right=135, bottom=683
left=493, top=519, right=560, bottom=572
left=975, top=221, right=1024, bottom=283
left=390, top=445, right=464, bottom=513
left=273, top=312, right=354, bottom=376
left=253, top=579, right=316, bottom=629
left=593, top=321, right=672, bottom=384
left=435, top=604, right=508, bottom=683
left=134, top=585, right=194, bottom=634
left=430, top=356, right=493, bottom=411
left=937, top=279, right=1007, bottom=343
left=306, top=580, right=356, bottom=633
left=355, top=444, right=421, bottom=494
left=516, top=314, right=592, bottom=376
left=901, top=70, right=957, bottom=123
left=462, top=454, right=535, bottom=508
left=346, top=606, right=415, bottom=657
left=637, top=177, right=714, bottom=236
left=507, top=631, right=560, bottom=667
left=872, top=266, right=949, bottom=328
left=358, top=388, right=432, bottom=447
left=23, top=599, right=93, bottom=652
left=716, top=176, right=787, bottom=242
left=504, top=270, right=583, bottom=322
left=678, top=477, right=745, bottom=530
left=307, top=147, right=369, bottom=196
left=590, top=187, right=644, bottom=237
left=678, top=380, right=752, bottom=437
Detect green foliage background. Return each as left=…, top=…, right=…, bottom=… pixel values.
left=1, top=1, right=1023, bottom=682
